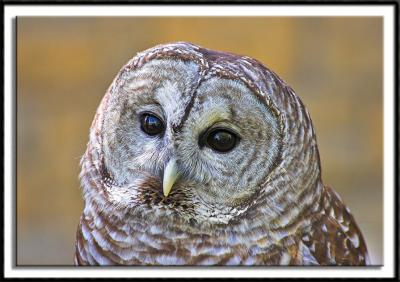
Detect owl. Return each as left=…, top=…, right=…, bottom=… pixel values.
left=74, top=42, right=369, bottom=265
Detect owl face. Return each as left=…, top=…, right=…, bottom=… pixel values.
left=100, top=58, right=282, bottom=224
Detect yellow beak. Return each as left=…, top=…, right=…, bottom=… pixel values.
left=163, top=159, right=181, bottom=197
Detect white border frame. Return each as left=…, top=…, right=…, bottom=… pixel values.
left=4, top=4, right=396, bottom=279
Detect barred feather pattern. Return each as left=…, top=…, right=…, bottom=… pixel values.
left=75, top=42, right=369, bottom=265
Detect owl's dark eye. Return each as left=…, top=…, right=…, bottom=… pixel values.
left=140, top=113, right=165, bottom=136
left=206, top=129, right=238, bottom=153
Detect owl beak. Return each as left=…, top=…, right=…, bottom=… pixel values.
left=163, top=159, right=181, bottom=197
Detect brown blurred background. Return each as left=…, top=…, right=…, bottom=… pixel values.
left=17, top=17, right=383, bottom=265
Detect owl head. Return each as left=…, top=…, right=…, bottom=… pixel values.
left=81, top=42, right=322, bottom=230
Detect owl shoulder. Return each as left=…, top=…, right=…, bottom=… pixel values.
left=75, top=216, right=90, bottom=265
left=296, top=186, right=370, bottom=265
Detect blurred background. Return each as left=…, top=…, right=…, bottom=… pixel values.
left=17, top=17, right=383, bottom=265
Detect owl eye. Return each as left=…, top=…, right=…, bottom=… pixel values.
left=205, top=129, right=238, bottom=153
left=140, top=113, right=165, bottom=136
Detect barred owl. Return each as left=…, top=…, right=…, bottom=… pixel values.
left=75, top=42, right=369, bottom=265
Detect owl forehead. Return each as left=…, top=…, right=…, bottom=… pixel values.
left=120, top=59, right=200, bottom=126
left=119, top=57, right=272, bottom=128
left=108, top=42, right=286, bottom=126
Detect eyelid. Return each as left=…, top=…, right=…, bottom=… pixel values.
left=138, top=110, right=165, bottom=124
left=205, top=121, right=241, bottom=137
left=138, top=103, right=166, bottom=121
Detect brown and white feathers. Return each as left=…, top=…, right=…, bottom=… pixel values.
left=74, top=42, right=369, bottom=265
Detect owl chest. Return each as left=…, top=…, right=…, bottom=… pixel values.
left=79, top=213, right=315, bottom=266
left=96, top=224, right=299, bottom=265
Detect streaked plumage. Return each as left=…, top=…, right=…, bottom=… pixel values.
left=75, top=42, right=369, bottom=265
